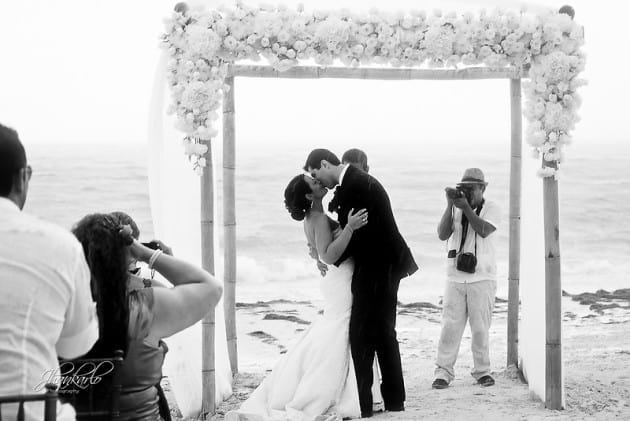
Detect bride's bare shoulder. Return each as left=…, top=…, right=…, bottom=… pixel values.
left=305, top=211, right=329, bottom=229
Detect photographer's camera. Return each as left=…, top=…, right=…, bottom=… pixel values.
left=446, top=187, right=464, bottom=200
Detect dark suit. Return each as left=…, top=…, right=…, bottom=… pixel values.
left=329, top=165, right=418, bottom=416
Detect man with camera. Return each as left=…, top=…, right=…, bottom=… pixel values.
left=432, top=168, right=501, bottom=389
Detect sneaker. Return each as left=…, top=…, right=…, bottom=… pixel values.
left=477, top=375, right=495, bottom=387
left=431, top=378, right=449, bottom=389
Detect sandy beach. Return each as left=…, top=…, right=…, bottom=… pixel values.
left=162, top=289, right=630, bottom=420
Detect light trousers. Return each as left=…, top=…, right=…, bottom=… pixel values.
left=434, top=279, right=496, bottom=382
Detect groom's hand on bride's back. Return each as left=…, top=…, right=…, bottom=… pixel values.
left=316, top=260, right=328, bottom=277
left=308, top=242, right=318, bottom=260
left=308, top=242, right=328, bottom=277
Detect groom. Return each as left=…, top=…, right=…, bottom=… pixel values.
left=304, top=149, right=418, bottom=417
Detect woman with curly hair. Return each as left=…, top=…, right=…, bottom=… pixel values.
left=71, top=212, right=222, bottom=420
left=227, top=174, right=379, bottom=421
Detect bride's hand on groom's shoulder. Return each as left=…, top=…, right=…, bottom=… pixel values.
left=347, top=208, right=368, bottom=232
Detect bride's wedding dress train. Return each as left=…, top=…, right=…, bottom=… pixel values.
left=226, top=261, right=382, bottom=421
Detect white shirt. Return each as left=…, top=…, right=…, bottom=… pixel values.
left=338, top=164, right=350, bottom=187
left=0, top=197, right=99, bottom=421
left=446, top=200, right=501, bottom=283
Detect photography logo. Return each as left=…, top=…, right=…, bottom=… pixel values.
left=35, top=361, right=114, bottom=394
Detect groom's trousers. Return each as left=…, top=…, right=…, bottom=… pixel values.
left=350, top=266, right=404, bottom=417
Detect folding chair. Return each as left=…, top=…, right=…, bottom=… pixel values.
left=0, top=383, right=58, bottom=421
left=58, top=350, right=124, bottom=421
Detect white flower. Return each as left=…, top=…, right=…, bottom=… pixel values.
left=536, top=166, right=556, bottom=178
left=293, top=40, right=307, bottom=51
left=527, top=130, right=546, bottom=147
left=195, top=143, right=209, bottom=155
left=164, top=5, right=586, bottom=174
left=541, top=51, right=571, bottom=84
left=423, top=24, right=455, bottom=60
left=351, top=44, right=365, bottom=56
left=479, top=45, right=492, bottom=58
left=277, top=30, right=291, bottom=43
left=401, top=17, right=414, bottom=30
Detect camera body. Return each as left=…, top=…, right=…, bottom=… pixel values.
left=446, top=186, right=465, bottom=200
left=456, top=252, right=477, bottom=273
left=142, top=241, right=161, bottom=250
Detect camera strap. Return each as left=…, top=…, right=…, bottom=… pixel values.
left=458, top=200, right=484, bottom=255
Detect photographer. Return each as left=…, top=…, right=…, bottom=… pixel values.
left=71, top=213, right=222, bottom=420
left=432, top=168, right=501, bottom=389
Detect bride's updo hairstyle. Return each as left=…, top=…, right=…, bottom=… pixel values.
left=284, top=174, right=312, bottom=221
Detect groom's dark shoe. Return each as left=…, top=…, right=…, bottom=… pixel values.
left=431, top=378, right=449, bottom=389
left=361, top=410, right=373, bottom=418
left=384, top=403, right=404, bottom=412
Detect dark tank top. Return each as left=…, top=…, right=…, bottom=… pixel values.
left=117, top=287, right=168, bottom=421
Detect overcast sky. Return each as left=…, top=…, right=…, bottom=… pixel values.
left=0, top=0, right=626, bottom=151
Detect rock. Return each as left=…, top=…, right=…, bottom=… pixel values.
left=236, top=302, right=270, bottom=308
left=611, top=288, right=630, bottom=300
left=266, top=299, right=312, bottom=305
left=589, top=303, right=620, bottom=312
left=247, top=330, right=278, bottom=345
left=263, top=313, right=311, bottom=325
left=398, top=301, right=441, bottom=310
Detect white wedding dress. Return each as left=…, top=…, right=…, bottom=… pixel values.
left=226, top=259, right=383, bottom=421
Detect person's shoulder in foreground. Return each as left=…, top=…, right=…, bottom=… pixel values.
left=0, top=122, right=98, bottom=362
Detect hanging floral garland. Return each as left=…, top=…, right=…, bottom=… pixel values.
left=162, top=2, right=585, bottom=178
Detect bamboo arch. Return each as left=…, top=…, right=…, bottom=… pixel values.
left=161, top=3, right=583, bottom=416
left=197, top=64, right=565, bottom=414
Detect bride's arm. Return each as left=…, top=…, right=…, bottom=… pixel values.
left=312, top=209, right=367, bottom=265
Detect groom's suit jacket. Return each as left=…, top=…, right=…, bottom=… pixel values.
left=329, top=165, right=418, bottom=291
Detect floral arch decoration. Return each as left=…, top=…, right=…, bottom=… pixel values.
left=162, top=2, right=585, bottom=178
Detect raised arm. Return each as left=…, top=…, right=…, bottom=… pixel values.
left=311, top=210, right=367, bottom=265
left=454, top=198, right=497, bottom=238
left=438, top=189, right=455, bottom=241
left=127, top=240, right=223, bottom=340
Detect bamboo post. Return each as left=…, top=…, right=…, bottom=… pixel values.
left=223, top=76, right=238, bottom=375
left=543, top=160, right=562, bottom=410
left=507, top=78, right=522, bottom=369
left=200, top=140, right=216, bottom=417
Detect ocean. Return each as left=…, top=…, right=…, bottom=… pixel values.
left=23, top=140, right=630, bottom=303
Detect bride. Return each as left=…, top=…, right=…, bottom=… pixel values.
left=226, top=174, right=382, bottom=421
